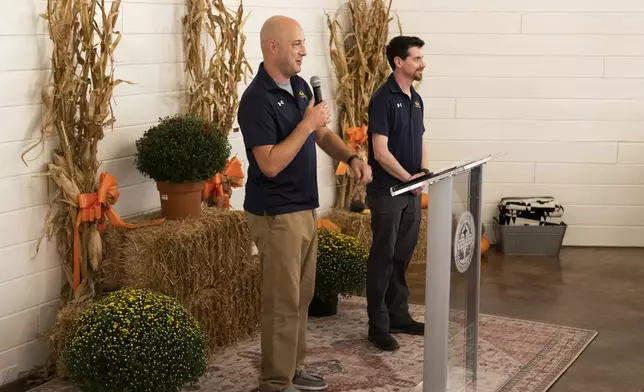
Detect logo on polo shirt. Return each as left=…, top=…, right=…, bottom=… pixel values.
left=277, top=100, right=284, bottom=106
left=396, top=102, right=402, bottom=108
left=298, top=90, right=306, bottom=99
left=414, top=100, right=421, bottom=108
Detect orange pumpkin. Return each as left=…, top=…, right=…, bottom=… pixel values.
left=421, top=192, right=428, bottom=209
left=481, top=235, right=489, bottom=254
left=317, top=218, right=340, bottom=232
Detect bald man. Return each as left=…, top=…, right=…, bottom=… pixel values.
left=237, top=16, right=372, bottom=392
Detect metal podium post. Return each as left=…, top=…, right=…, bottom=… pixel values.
left=424, top=175, right=453, bottom=391
left=390, top=154, right=496, bottom=392
left=466, top=165, right=483, bottom=379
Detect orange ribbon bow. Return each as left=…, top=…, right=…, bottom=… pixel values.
left=73, top=172, right=166, bottom=291
left=347, top=125, right=368, bottom=150
left=336, top=125, right=368, bottom=175
left=202, top=156, right=244, bottom=208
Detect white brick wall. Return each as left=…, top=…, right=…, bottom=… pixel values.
left=3, top=0, right=644, bottom=384
left=387, top=0, right=644, bottom=248
left=0, top=0, right=342, bottom=384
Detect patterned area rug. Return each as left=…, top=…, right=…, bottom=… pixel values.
left=32, top=297, right=596, bottom=392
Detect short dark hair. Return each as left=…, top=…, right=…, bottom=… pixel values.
left=386, top=35, right=425, bottom=71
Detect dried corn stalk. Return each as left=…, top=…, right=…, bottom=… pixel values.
left=23, top=0, right=125, bottom=302
left=327, top=0, right=402, bottom=209
left=183, top=0, right=253, bottom=134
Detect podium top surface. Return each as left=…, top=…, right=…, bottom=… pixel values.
left=389, top=154, right=499, bottom=197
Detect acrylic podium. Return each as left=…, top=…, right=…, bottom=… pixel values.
left=390, top=155, right=495, bottom=392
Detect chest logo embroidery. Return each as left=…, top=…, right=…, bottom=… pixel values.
left=277, top=100, right=284, bottom=106
left=414, top=100, right=421, bottom=108
left=396, top=102, right=402, bottom=108
left=298, top=90, right=306, bottom=99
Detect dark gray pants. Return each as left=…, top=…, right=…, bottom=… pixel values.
left=366, top=192, right=422, bottom=333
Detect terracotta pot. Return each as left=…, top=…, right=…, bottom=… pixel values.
left=156, top=181, right=204, bottom=220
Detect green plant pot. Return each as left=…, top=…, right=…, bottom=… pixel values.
left=308, top=293, right=338, bottom=317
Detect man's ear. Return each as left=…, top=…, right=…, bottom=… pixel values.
left=268, top=40, right=277, bottom=54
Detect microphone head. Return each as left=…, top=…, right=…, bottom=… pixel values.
left=310, top=75, right=321, bottom=88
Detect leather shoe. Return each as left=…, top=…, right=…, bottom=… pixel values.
left=390, top=320, right=424, bottom=335
left=368, top=331, right=399, bottom=351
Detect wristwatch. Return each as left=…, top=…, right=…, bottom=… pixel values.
left=347, top=154, right=360, bottom=166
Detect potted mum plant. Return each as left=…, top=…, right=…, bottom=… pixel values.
left=134, top=114, right=231, bottom=220
left=309, top=228, right=368, bottom=317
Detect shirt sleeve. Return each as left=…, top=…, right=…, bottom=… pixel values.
left=367, top=96, right=390, bottom=136
left=419, top=96, right=426, bottom=134
left=237, top=93, right=277, bottom=148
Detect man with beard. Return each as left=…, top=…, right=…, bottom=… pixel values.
left=237, top=15, right=373, bottom=392
left=365, top=36, right=430, bottom=351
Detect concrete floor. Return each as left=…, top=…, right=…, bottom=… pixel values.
left=406, top=246, right=644, bottom=392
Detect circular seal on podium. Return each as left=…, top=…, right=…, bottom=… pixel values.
left=453, top=211, right=476, bottom=273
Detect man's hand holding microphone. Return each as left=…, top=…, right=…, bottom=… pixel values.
left=303, top=75, right=372, bottom=186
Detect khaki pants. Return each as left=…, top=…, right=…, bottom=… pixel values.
left=245, top=209, right=318, bottom=392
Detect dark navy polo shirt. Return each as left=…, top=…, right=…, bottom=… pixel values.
left=366, top=73, right=425, bottom=196
left=237, top=62, right=319, bottom=216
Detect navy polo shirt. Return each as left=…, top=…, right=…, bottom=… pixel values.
left=366, top=73, right=425, bottom=196
left=237, top=62, right=319, bottom=216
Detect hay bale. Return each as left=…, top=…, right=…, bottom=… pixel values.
left=99, top=207, right=260, bottom=354
left=44, top=298, right=94, bottom=376
left=327, top=208, right=428, bottom=265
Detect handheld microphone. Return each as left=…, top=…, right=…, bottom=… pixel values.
left=310, top=75, right=323, bottom=105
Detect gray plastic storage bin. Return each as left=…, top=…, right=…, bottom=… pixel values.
left=493, top=217, right=567, bottom=256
